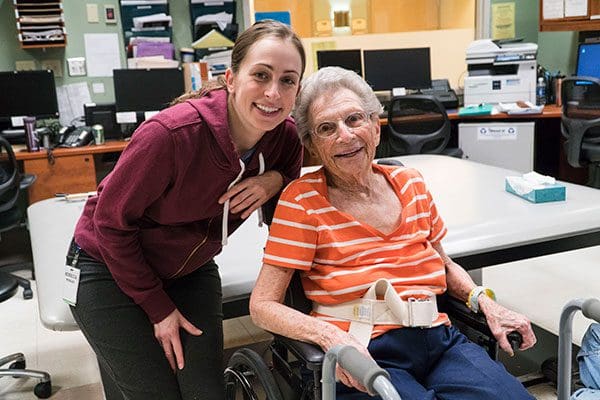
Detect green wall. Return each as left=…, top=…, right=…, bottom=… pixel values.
left=0, top=1, right=215, bottom=104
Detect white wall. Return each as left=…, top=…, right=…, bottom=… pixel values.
left=301, top=28, right=475, bottom=89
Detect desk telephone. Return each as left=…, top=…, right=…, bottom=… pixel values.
left=422, top=79, right=460, bottom=109
left=58, top=126, right=94, bottom=147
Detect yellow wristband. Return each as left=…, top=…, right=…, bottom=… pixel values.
left=466, top=286, right=496, bottom=313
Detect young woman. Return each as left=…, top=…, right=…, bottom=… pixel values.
left=68, top=20, right=306, bottom=400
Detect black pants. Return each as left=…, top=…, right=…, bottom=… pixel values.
left=70, top=250, right=224, bottom=400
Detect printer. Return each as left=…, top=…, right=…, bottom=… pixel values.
left=464, top=39, right=537, bottom=105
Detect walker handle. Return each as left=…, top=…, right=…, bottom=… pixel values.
left=337, top=346, right=390, bottom=395
left=582, top=298, right=600, bottom=323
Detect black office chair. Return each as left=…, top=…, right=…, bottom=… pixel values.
left=378, top=95, right=462, bottom=159
left=0, top=136, right=51, bottom=398
left=560, top=76, right=600, bottom=188
left=224, top=271, right=522, bottom=400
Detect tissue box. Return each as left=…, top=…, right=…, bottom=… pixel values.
left=505, top=177, right=566, bottom=203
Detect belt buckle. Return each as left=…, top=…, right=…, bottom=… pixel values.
left=407, top=297, right=433, bottom=327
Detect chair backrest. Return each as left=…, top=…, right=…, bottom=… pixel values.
left=0, top=136, right=20, bottom=214
left=386, top=95, right=451, bottom=155
left=560, top=76, right=600, bottom=168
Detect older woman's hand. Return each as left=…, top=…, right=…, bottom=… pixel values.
left=319, top=325, right=374, bottom=393
left=218, top=170, right=283, bottom=219
left=478, top=295, right=537, bottom=356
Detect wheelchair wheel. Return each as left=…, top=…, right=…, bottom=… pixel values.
left=224, top=348, right=284, bottom=400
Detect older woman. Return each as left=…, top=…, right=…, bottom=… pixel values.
left=250, top=67, right=536, bottom=399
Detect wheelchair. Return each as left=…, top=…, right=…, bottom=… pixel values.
left=224, top=272, right=523, bottom=400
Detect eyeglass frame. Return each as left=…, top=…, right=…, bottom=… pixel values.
left=311, top=110, right=376, bottom=139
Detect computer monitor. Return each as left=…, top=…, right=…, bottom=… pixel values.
left=0, top=70, right=59, bottom=127
left=113, top=68, right=185, bottom=113
left=363, top=48, right=432, bottom=91
left=576, top=42, right=600, bottom=79
left=316, top=49, right=362, bottom=77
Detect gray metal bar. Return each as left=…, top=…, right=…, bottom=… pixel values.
left=557, top=298, right=600, bottom=400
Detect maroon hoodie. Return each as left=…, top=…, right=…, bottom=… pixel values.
left=74, top=89, right=302, bottom=323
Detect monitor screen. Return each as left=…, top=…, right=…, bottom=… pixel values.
left=0, top=70, right=59, bottom=121
left=316, top=49, right=362, bottom=77
left=576, top=42, right=600, bottom=79
left=113, top=68, right=185, bottom=112
left=363, top=48, right=432, bottom=91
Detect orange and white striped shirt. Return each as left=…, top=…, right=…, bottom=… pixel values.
left=263, top=164, right=450, bottom=336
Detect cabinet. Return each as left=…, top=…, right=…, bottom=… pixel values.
left=539, top=0, right=600, bottom=31
left=13, top=0, right=67, bottom=49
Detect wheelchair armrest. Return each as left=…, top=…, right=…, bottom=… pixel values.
left=274, top=334, right=324, bottom=370
left=439, top=294, right=523, bottom=350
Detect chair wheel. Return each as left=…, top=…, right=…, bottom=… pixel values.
left=23, top=288, right=33, bottom=299
left=34, top=381, right=52, bottom=398
left=9, top=360, right=26, bottom=370
left=224, top=348, right=283, bottom=400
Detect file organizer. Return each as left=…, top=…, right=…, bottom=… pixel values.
left=189, top=0, right=238, bottom=44
left=119, top=0, right=172, bottom=55
left=13, top=0, right=67, bottom=49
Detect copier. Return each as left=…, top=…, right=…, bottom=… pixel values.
left=463, top=39, right=538, bottom=105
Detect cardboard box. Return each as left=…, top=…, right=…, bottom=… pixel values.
left=505, top=177, right=566, bottom=203
left=183, top=61, right=209, bottom=92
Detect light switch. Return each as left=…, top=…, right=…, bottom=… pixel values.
left=40, top=59, right=63, bottom=77
left=87, top=4, right=99, bottom=23
left=67, top=57, right=87, bottom=76
left=15, top=60, right=36, bottom=71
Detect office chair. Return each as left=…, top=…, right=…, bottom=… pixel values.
left=560, top=77, right=600, bottom=188
left=224, top=271, right=522, bottom=400
left=0, top=136, right=51, bottom=398
left=378, top=95, right=462, bottom=159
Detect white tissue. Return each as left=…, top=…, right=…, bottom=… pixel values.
left=506, top=172, right=556, bottom=196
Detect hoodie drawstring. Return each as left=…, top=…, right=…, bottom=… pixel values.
left=257, top=152, right=265, bottom=227
left=222, top=159, right=245, bottom=246
left=221, top=152, right=266, bottom=246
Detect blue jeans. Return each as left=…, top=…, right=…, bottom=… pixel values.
left=337, top=325, right=533, bottom=400
left=571, top=324, right=600, bottom=400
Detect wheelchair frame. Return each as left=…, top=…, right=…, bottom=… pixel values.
left=223, top=272, right=521, bottom=400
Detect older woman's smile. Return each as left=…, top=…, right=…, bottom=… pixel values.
left=334, top=146, right=364, bottom=158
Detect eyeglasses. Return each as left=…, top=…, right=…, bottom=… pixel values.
left=312, top=111, right=372, bottom=138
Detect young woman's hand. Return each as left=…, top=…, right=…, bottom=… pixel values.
left=153, top=308, right=203, bottom=372
left=219, top=170, right=283, bottom=219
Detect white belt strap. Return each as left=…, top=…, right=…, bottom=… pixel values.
left=313, top=279, right=438, bottom=346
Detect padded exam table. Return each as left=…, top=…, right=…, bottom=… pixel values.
left=27, top=155, right=600, bottom=331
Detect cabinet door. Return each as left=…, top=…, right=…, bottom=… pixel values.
left=23, top=154, right=96, bottom=204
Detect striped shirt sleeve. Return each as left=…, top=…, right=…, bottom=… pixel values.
left=263, top=183, right=317, bottom=270
left=426, top=187, right=446, bottom=243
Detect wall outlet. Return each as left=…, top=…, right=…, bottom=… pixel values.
left=40, top=59, right=63, bottom=77
left=67, top=57, right=87, bottom=76
left=87, top=4, right=99, bottom=23
left=15, top=60, right=36, bottom=70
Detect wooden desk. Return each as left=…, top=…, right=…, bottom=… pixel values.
left=379, top=104, right=562, bottom=125
left=14, top=140, right=129, bottom=204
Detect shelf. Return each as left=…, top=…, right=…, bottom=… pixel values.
left=13, top=0, right=66, bottom=48
left=539, top=0, right=600, bottom=32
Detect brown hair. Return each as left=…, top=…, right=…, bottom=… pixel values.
left=172, top=20, right=306, bottom=105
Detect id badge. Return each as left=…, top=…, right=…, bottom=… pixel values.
left=63, top=247, right=81, bottom=306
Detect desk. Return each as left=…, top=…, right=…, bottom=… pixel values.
left=14, top=140, right=129, bottom=204
left=376, top=104, right=587, bottom=184
left=27, top=155, right=600, bottom=328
